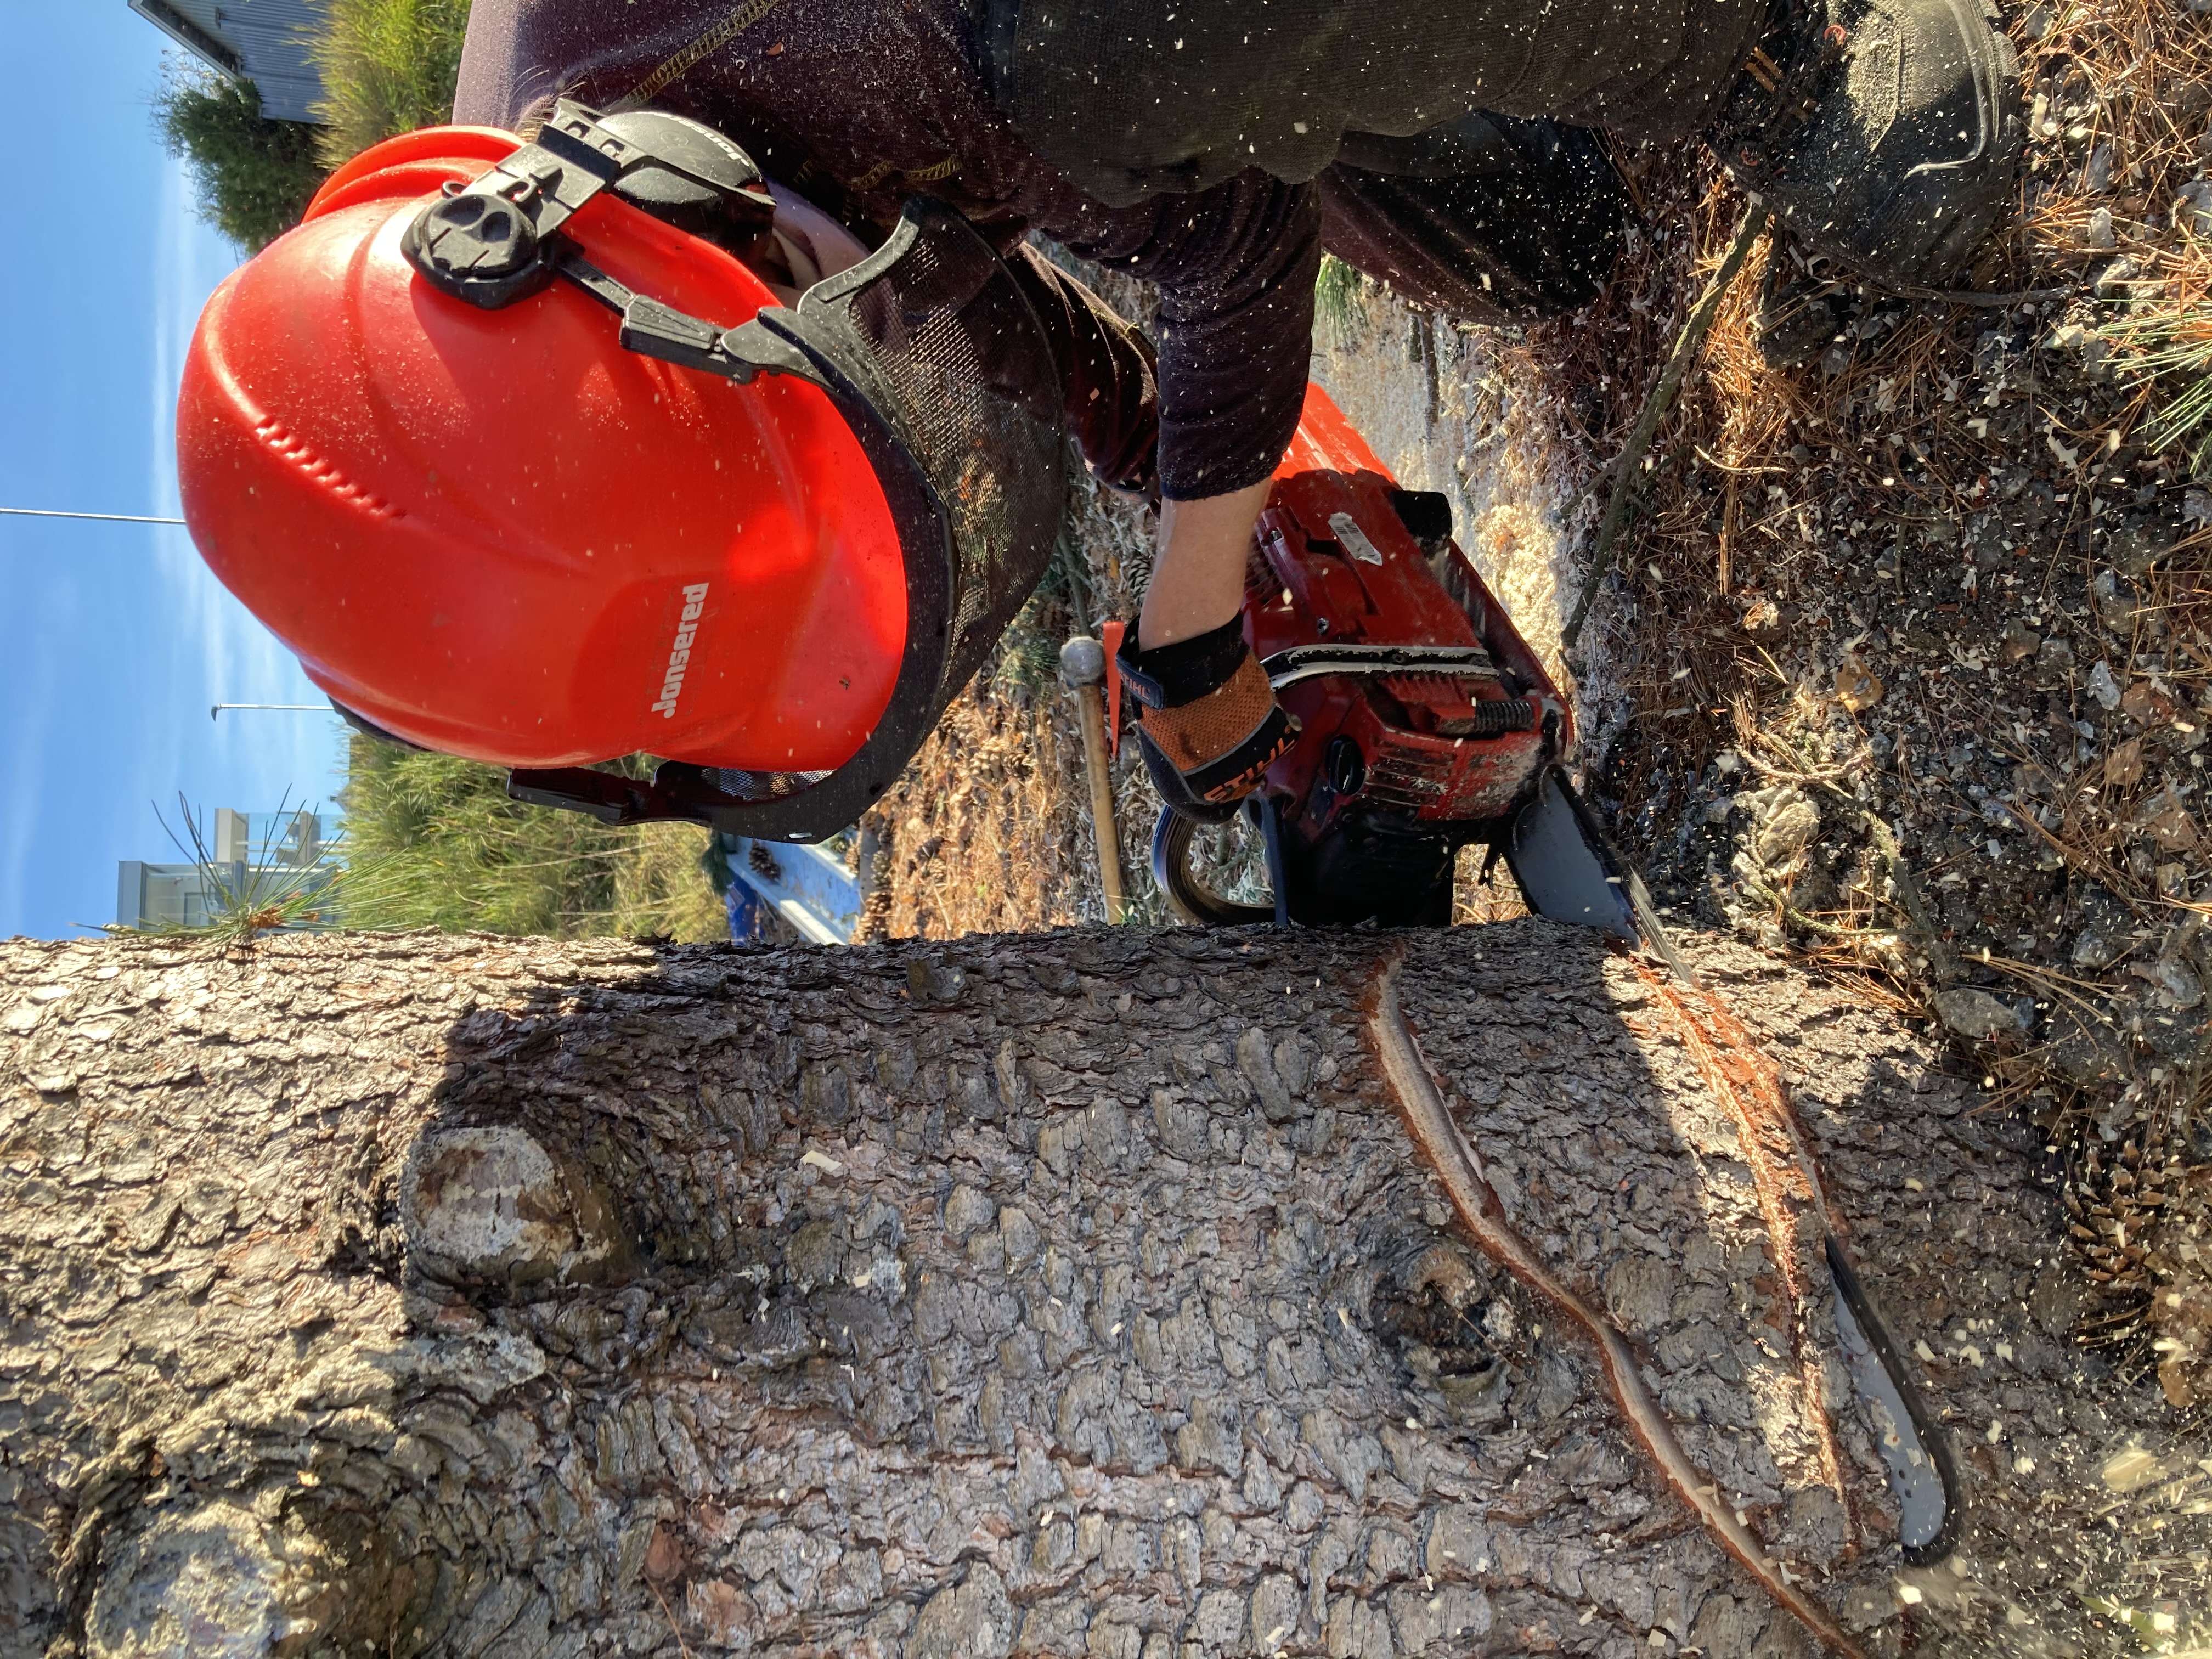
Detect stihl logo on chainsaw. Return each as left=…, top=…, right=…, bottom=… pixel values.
left=652, top=584, right=711, bottom=718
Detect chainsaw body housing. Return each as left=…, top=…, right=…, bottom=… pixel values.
left=1238, top=386, right=1571, bottom=926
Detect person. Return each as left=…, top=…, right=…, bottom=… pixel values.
left=446, top=0, right=2019, bottom=821
left=179, top=1, right=2021, bottom=831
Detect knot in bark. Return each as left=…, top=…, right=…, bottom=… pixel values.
left=400, top=1125, right=625, bottom=1288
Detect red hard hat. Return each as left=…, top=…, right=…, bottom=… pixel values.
left=178, top=122, right=906, bottom=773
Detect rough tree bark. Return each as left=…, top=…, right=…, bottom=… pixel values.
left=0, top=924, right=2200, bottom=1659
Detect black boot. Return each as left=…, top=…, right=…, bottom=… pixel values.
left=1712, top=0, right=2024, bottom=290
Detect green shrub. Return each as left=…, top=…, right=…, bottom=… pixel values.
left=338, top=738, right=727, bottom=940
left=310, top=0, right=472, bottom=168
left=154, top=70, right=326, bottom=251
left=151, top=0, right=471, bottom=249
left=1315, top=253, right=1368, bottom=338
left=2103, top=295, right=2212, bottom=482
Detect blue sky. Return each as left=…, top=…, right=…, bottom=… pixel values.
left=0, top=7, right=348, bottom=939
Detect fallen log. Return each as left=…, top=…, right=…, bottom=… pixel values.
left=0, top=924, right=2198, bottom=1658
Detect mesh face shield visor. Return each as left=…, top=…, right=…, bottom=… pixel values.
left=403, top=101, right=1067, bottom=842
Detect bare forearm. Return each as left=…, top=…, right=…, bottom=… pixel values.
left=1137, top=479, right=1272, bottom=649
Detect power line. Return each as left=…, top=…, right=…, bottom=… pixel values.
left=0, top=507, right=187, bottom=526
left=212, top=704, right=330, bottom=720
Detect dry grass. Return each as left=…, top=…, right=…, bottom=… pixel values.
left=2017, top=0, right=2212, bottom=288
left=871, top=672, right=1123, bottom=940
left=870, top=466, right=1169, bottom=939
left=1452, top=844, right=1531, bottom=926
left=610, top=822, right=734, bottom=943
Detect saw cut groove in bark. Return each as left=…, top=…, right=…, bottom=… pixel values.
left=1626, top=962, right=1855, bottom=1553
left=1365, top=949, right=1862, bottom=1658
left=1628, top=960, right=1965, bottom=1567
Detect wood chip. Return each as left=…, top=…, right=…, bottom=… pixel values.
left=2104, top=738, right=2145, bottom=790
left=2102, top=1446, right=2164, bottom=1492
left=2137, top=799, right=2202, bottom=851
left=1836, top=654, right=1884, bottom=713
left=2121, top=681, right=2177, bottom=727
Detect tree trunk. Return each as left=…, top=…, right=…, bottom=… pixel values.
left=0, top=926, right=2197, bottom=1659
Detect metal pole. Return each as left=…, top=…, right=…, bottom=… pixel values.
left=1059, top=636, right=1127, bottom=924
left=211, top=704, right=329, bottom=720
left=0, top=507, right=187, bottom=524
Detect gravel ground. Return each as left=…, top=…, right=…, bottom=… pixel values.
left=1536, top=0, right=2212, bottom=1443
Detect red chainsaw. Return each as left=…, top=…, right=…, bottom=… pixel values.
left=1143, top=383, right=1675, bottom=950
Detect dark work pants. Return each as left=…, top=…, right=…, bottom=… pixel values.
left=1317, top=115, right=1634, bottom=324
left=1005, top=111, right=1635, bottom=499
left=989, top=0, right=1764, bottom=207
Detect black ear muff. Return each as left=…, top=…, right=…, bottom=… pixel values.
left=330, top=699, right=429, bottom=753
left=596, top=109, right=777, bottom=242
left=407, top=101, right=785, bottom=308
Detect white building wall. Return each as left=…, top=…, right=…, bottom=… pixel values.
left=130, top=0, right=329, bottom=122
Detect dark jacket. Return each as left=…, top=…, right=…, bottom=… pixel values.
left=456, top=0, right=1318, bottom=500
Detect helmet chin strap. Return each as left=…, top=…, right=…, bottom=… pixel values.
left=403, top=99, right=823, bottom=387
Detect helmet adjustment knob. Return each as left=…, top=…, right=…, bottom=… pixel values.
left=403, top=100, right=781, bottom=311
left=402, top=101, right=641, bottom=308
left=413, top=192, right=542, bottom=279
